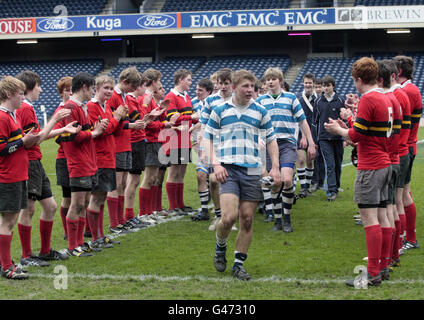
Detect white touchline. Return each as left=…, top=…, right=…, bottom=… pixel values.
left=29, top=272, right=424, bottom=285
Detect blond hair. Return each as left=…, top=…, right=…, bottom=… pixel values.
left=231, top=69, right=257, bottom=87
left=95, top=75, right=115, bottom=88
left=118, top=66, right=142, bottom=87
left=0, top=76, right=26, bottom=103
left=263, top=67, right=284, bottom=82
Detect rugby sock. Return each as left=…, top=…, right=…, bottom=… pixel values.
left=404, top=203, right=417, bottom=243
left=0, top=234, right=13, bottom=271
left=262, top=188, right=273, bottom=217
left=199, top=190, right=210, bottom=216
left=380, top=227, right=393, bottom=270
left=77, top=217, right=86, bottom=247
left=272, top=191, right=283, bottom=221
left=392, top=219, right=401, bottom=261
left=214, top=208, right=222, bottom=218
left=282, top=186, right=295, bottom=223
left=166, top=182, right=179, bottom=210
left=60, top=206, right=68, bottom=237
left=86, top=209, right=100, bottom=241
left=39, top=219, right=53, bottom=255
left=17, top=224, right=32, bottom=259
left=305, top=168, right=314, bottom=190
left=106, top=196, right=119, bottom=228
left=125, top=208, right=134, bottom=221
left=156, top=185, right=163, bottom=211
left=139, top=188, right=152, bottom=216
left=292, top=172, right=297, bottom=190
left=150, top=186, right=159, bottom=212
left=99, top=204, right=105, bottom=238
left=118, top=195, right=125, bottom=225
left=215, top=233, right=227, bottom=254
left=84, top=211, right=92, bottom=235
left=364, top=224, right=382, bottom=277
left=66, top=217, right=79, bottom=251
left=177, top=182, right=185, bottom=208
left=233, top=251, right=247, bottom=269
left=297, top=168, right=307, bottom=190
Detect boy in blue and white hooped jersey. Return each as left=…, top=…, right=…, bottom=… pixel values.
left=256, top=67, right=316, bottom=233
left=203, top=69, right=281, bottom=281
left=195, top=68, right=234, bottom=231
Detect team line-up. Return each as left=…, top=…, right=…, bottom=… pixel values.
left=0, top=55, right=421, bottom=284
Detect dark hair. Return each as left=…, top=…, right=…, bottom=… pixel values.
left=143, top=68, right=162, bottom=87
left=72, top=72, right=95, bottom=93
left=197, top=78, right=214, bottom=94
left=174, top=69, right=192, bottom=86
left=393, top=55, right=414, bottom=80
left=216, top=68, right=233, bottom=83
left=315, top=78, right=323, bottom=85
left=321, top=75, right=336, bottom=87
left=377, top=59, right=397, bottom=88
left=283, top=81, right=290, bottom=92
left=303, top=72, right=316, bottom=83
left=16, top=70, right=41, bottom=93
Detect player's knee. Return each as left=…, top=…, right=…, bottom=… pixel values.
left=220, top=215, right=236, bottom=230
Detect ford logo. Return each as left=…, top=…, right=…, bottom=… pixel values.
left=37, top=17, right=74, bottom=32
left=137, top=14, right=176, bottom=29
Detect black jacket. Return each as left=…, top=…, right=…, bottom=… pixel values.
left=314, top=91, right=345, bottom=141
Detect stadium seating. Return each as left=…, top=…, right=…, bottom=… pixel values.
left=161, top=0, right=291, bottom=12
left=188, top=54, right=291, bottom=97
left=355, top=0, right=424, bottom=6
left=108, top=56, right=206, bottom=98
left=0, top=0, right=108, bottom=18
left=290, top=52, right=424, bottom=104
left=0, top=59, right=104, bottom=124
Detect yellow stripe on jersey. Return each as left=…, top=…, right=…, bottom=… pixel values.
left=8, top=134, right=23, bottom=142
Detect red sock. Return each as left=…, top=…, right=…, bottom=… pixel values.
left=0, top=234, right=13, bottom=271
left=125, top=208, right=134, bottom=221
left=106, top=197, right=119, bottom=228
left=156, top=185, right=163, bottom=211
left=17, top=224, right=32, bottom=258
left=118, top=195, right=125, bottom=225
left=86, top=209, right=100, bottom=241
left=151, top=186, right=158, bottom=212
left=404, top=203, right=417, bottom=243
left=85, top=211, right=92, bottom=234
left=60, top=206, right=68, bottom=236
left=139, top=188, right=153, bottom=216
left=77, top=217, right=86, bottom=247
left=166, top=182, right=179, bottom=210
left=392, top=220, right=401, bottom=260
left=364, top=224, right=382, bottom=277
left=66, top=217, right=79, bottom=251
left=177, top=182, right=185, bottom=208
left=380, top=227, right=393, bottom=270
left=99, top=204, right=105, bottom=238
left=39, top=219, right=53, bottom=255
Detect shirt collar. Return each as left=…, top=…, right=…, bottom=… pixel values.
left=302, top=90, right=317, bottom=101
left=23, top=98, right=33, bottom=107
left=363, top=87, right=384, bottom=96
left=0, top=106, right=17, bottom=123
left=70, top=96, right=84, bottom=107
left=401, top=79, right=412, bottom=88
left=171, top=88, right=188, bottom=100
left=388, top=83, right=402, bottom=92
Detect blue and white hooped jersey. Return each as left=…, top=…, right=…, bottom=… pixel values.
left=256, top=91, right=305, bottom=145
left=203, top=98, right=275, bottom=168
left=200, top=91, right=232, bottom=126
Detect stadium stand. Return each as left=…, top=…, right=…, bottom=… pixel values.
left=0, top=59, right=104, bottom=123
left=161, top=0, right=291, bottom=12
left=188, top=54, right=291, bottom=97
left=290, top=52, right=424, bottom=102
left=355, top=0, right=424, bottom=5
left=0, top=0, right=108, bottom=18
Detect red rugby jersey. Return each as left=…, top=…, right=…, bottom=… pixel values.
left=402, top=80, right=423, bottom=155
left=16, top=99, right=42, bottom=161
left=56, top=98, right=97, bottom=178
left=0, top=108, right=29, bottom=183
left=53, top=103, right=66, bottom=160
left=126, top=93, right=146, bottom=144
left=392, top=85, right=411, bottom=158
left=142, top=93, right=167, bottom=143
left=164, top=89, right=196, bottom=149
left=348, top=88, right=391, bottom=170
left=87, top=98, right=120, bottom=169
left=105, top=87, right=131, bottom=153
left=385, top=91, right=402, bottom=165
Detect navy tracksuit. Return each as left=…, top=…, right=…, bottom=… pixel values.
left=314, top=92, right=345, bottom=196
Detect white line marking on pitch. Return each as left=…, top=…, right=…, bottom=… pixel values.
left=29, top=272, right=424, bottom=285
